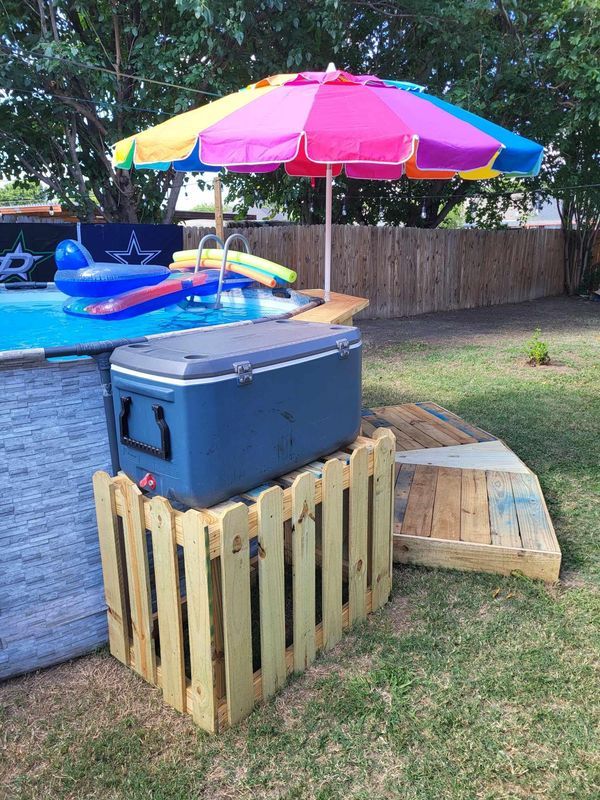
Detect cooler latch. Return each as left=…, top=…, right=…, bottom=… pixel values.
left=234, top=361, right=253, bottom=385
left=337, top=338, right=350, bottom=359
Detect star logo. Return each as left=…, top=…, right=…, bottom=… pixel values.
left=106, top=231, right=161, bottom=265
left=0, top=232, right=53, bottom=282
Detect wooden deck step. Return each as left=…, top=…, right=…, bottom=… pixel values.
left=394, top=441, right=531, bottom=474
left=363, top=403, right=561, bottom=582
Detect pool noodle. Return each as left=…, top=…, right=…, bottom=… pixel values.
left=169, top=258, right=278, bottom=288
left=172, top=248, right=296, bottom=284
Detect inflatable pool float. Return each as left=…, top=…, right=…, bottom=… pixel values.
left=55, top=238, right=95, bottom=270
left=54, top=239, right=170, bottom=299
left=55, top=263, right=170, bottom=298
left=64, top=270, right=252, bottom=320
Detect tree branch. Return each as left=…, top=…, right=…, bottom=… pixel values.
left=162, top=171, right=184, bottom=224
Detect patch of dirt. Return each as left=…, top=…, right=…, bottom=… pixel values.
left=384, top=593, right=413, bottom=634
left=0, top=652, right=200, bottom=789
left=360, top=295, right=600, bottom=348
left=523, top=359, right=576, bottom=373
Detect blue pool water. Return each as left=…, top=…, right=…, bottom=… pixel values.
left=0, top=287, right=310, bottom=352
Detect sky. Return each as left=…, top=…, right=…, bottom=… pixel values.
left=177, top=174, right=222, bottom=210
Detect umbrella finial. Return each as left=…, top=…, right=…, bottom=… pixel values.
left=326, top=62, right=337, bottom=73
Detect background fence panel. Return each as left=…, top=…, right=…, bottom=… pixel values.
left=184, top=225, right=564, bottom=319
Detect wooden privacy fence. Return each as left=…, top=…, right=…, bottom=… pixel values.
left=93, top=429, right=395, bottom=733
left=183, top=225, right=564, bottom=319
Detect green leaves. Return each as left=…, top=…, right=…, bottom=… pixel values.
left=0, top=0, right=597, bottom=227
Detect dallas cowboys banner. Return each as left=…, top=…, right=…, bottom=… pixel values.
left=0, top=222, right=183, bottom=283
left=80, top=223, right=183, bottom=272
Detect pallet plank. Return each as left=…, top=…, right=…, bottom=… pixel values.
left=120, top=479, right=155, bottom=682
left=401, top=403, right=474, bottom=445
left=510, top=473, right=559, bottom=553
left=371, top=430, right=395, bottom=610
left=292, top=472, right=316, bottom=671
left=322, top=459, right=344, bottom=650
left=487, top=471, right=521, bottom=549
left=257, top=487, right=287, bottom=699
left=372, top=406, right=442, bottom=449
left=348, top=446, right=369, bottom=623
left=415, top=402, right=496, bottom=443
left=401, top=465, right=438, bottom=537
left=182, top=509, right=216, bottom=732
left=431, top=467, right=462, bottom=540
left=461, top=470, right=491, bottom=544
left=93, top=472, right=130, bottom=665
left=150, top=496, right=186, bottom=712
left=394, top=464, right=416, bottom=534
left=393, top=534, right=561, bottom=581
left=394, top=441, right=530, bottom=473
left=219, top=503, right=254, bottom=726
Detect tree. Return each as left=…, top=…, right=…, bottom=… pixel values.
left=222, top=0, right=551, bottom=228
left=0, top=1, right=345, bottom=222
left=534, top=1, right=600, bottom=293
left=555, top=126, right=600, bottom=294
left=0, top=179, right=47, bottom=205
left=223, top=0, right=598, bottom=250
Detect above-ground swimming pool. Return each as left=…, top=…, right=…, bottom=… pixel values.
left=1, top=285, right=315, bottom=352
left=0, top=284, right=318, bottom=679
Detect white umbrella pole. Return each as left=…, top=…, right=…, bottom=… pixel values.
left=324, top=163, right=333, bottom=299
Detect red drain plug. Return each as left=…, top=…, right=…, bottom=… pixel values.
left=139, top=473, right=157, bottom=491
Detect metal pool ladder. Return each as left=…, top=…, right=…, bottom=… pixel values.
left=193, top=232, right=251, bottom=310
left=215, top=233, right=251, bottom=310
left=193, top=233, right=224, bottom=274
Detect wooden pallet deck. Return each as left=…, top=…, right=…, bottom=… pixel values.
left=294, top=290, right=370, bottom=326
left=361, top=403, right=561, bottom=582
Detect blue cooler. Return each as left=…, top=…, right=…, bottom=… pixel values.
left=110, top=319, right=362, bottom=508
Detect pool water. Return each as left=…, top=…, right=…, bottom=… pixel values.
left=0, top=287, right=310, bottom=352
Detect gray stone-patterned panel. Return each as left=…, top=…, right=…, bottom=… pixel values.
left=0, top=358, right=110, bottom=679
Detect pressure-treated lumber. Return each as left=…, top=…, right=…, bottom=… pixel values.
left=257, top=487, right=287, bottom=699
left=150, top=497, right=186, bottom=713
left=292, top=472, right=316, bottom=672
left=219, top=504, right=254, bottom=726
left=368, top=403, right=561, bottom=582
left=94, top=433, right=393, bottom=734
left=120, top=479, right=155, bottom=682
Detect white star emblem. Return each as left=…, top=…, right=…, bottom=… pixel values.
left=0, top=242, right=45, bottom=281
left=106, top=231, right=161, bottom=265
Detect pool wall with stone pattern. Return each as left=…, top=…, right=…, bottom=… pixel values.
left=1, top=358, right=110, bottom=679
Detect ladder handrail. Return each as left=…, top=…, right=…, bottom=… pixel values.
left=193, top=233, right=225, bottom=274
left=215, top=233, right=251, bottom=309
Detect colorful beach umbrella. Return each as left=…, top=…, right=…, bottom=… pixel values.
left=114, top=66, right=543, bottom=296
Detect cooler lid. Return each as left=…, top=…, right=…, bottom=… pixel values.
left=110, top=319, right=361, bottom=380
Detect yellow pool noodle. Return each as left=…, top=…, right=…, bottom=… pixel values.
left=172, top=248, right=297, bottom=284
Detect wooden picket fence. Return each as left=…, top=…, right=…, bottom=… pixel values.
left=183, top=224, right=564, bottom=318
left=92, top=429, right=395, bottom=733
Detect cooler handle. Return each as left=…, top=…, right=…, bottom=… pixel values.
left=119, top=395, right=171, bottom=461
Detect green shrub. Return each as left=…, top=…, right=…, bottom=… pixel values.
left=526, top=328, right=550, bottom=366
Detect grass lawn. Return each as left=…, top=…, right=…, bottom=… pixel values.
left=2, top=298, right=599, bottom=800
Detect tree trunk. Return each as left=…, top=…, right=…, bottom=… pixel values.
left=162, top=171, right=184, bottom=224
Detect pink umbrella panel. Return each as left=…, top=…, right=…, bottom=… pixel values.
left=114, top=68, right=543, bottom=294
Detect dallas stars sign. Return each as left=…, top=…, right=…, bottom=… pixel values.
left=0, top=231, right=55, bottom=282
